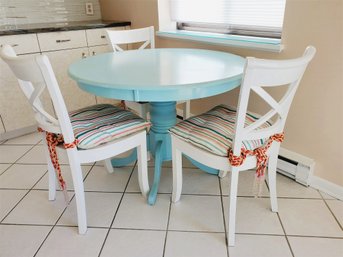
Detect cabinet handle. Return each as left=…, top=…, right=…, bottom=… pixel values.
left=56, top=39, right=71, bottom=43
left=82, top=52, right=87, bottom=58
left=101, top=35, right=106, bottom=39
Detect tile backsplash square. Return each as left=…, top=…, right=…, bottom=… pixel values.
left=0, top=0, right=101, bottom=27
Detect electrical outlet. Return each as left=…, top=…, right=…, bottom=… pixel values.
left=85, top=2, right=94, bottom=15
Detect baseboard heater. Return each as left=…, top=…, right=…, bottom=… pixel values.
left=277, top=147, right=315, bottom=186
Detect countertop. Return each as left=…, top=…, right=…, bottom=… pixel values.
left=0, top=20, right=131, bottom=36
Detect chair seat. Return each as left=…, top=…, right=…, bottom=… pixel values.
left=169, top=105, right=272, bottom=157
left=70, top=104, right=150, bottom=149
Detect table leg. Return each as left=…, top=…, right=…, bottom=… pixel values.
left=148, top=140, right=163, bottom=205
left=148, top=101, right=176, bottom=205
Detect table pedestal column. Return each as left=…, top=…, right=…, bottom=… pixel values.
left=148, top=101, right=176, bottom=205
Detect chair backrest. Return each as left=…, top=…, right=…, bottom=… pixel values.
left=232, top=46, right=316, bottom=155
left=106, top=26, right=155, bottom=52
left=0, top=45, right=75, bottom=143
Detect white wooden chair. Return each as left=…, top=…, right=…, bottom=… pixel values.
left=0, top=45, right=150, bottom=234
left=106, top=26, right=191, bottom=120
left=169, top=46, right=316, bottom=246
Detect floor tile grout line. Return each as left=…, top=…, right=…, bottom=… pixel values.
left=3, top=143, right=41, bottom=146
left=162, top=198, right=172, bottom=257
left=2, top=221, right=342, bottom=240
left=0, top=139, right=42, bottom=177
left=0, top=163, right=14, bottom=176
left=0, top=144, right=37, bottom=176
left=32, top=200, right=74, bottom=257
left=97, top=161, right=137, bottom=257
left=321, top=195, right=343, bottom=231
left=0, top=162, right=49, bottom=224
left=1, top=162, right=96, bottom=166
left=218, top=176, right=230, bottom=257
left=276, top=212, right=295, bottom=257
left=282, top=234, right=343, bottom=239
left=0, top=189, right=31, bottom=224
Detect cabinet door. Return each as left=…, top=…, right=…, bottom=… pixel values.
left=45, top=48, right=97, bottom=111
left=0, top=53, right=54, bottom=132
left=88, top=45, right=120, bottom=106
left=0, top=34, right=40, bottom=54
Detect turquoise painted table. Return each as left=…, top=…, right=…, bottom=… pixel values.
left=69, top=48, right=245, bottom=205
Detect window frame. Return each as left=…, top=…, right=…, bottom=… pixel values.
left=157, top=0, right=285, bottom=52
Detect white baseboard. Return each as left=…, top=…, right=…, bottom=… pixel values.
left=0, top=125, right=36, bottom=141
left=310, top=175, right=343, bottom=201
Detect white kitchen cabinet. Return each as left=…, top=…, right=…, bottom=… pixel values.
left=0, top=25, right=127, bottom=139
left=45, top=47, right=97, bottom=111
left=0, top=34, right=40, bottom=54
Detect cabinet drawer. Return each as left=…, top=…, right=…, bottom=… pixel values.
left=0, top=34, right=40, bottom=54
left=38, top=30, right=87, bottom=52
left=86, top=27, right=126, bottom=46
left=86, top=28, right=109, bottom=46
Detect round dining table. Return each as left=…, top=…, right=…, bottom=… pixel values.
left=68, top=48, right=245, bottom=205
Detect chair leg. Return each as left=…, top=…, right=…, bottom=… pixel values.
left=137, top=138, right=149, bottom=198
left=41, top=134, right=56, bottom=201
left=268, top=145, right=279, bottom=212
left=104, top=158, right=114, bottom=174
left=68, top=150, right=87, bottom=234
left=228, top=168, right=239, bottom=247
left=183, top=101, right=191, bottom=119
left=172, top=143, right=183, bottom=202
left=47, top=157, right=56, bottom=201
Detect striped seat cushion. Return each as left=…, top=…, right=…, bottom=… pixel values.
left=69, top=104, right=150, bottom=149
left=169, top=105, right=272, bottom=156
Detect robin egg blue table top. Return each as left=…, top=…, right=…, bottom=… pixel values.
left=69, top=48, right=245, bottom=205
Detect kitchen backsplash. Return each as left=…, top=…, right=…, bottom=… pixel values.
left=0, top=0, right=101, bottom=28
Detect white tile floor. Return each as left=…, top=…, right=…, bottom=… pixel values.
left=0, top=132, right=342, bottom=257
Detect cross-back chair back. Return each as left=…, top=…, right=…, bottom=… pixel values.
left=232, top=46, right=316, bottom=155
left=106, top=26, right=155, bottom=52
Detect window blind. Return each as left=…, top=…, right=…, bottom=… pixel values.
left=170, top=0, right=287, bottom=38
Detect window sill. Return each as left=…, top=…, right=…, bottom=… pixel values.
left=157, top=30, right=284, bottom=52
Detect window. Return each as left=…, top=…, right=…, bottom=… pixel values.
left=170, top=0, right=287, bottom=39
left=157, top=0, right=286, bottom=51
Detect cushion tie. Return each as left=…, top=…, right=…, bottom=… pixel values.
left=119, top=100, right=127, bottom=110
left=228, top=132, right=285, bottom=196
left=38, top=127, right=79, bottom=203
